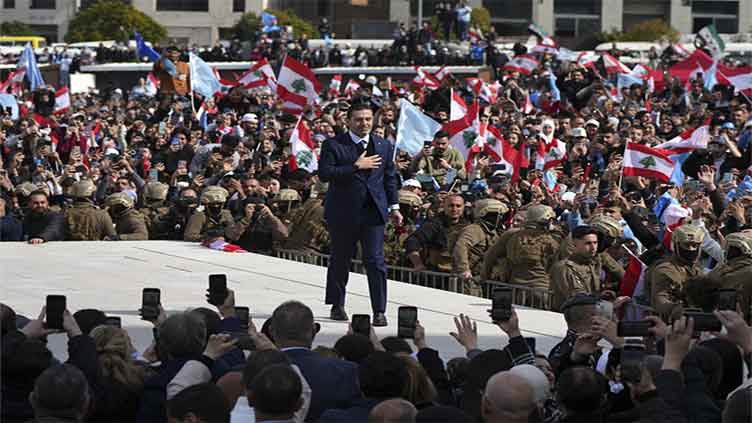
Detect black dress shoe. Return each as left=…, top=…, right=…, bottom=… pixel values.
left=372, top=312, right=388, bottom=327
left=330, top=305, right=348, bottom=321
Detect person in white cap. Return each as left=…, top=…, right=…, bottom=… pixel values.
left=401, top=179, right=422, bottom=195
left=240, top=113, right=258, bottom=139
left=585, top=119, right=600, bottom=141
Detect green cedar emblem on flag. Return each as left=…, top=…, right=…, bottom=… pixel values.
left=548, top=148, right=559, bottom=159
left=639, top=156, right=657, bottom=169
left=463, top=131, right=478, bottom=149
left=297, top=150, right=313, bottom=167
left=291, top=79, right=306, bottom=94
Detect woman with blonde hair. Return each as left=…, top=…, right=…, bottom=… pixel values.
left=88, top=325, right=150, bottom=421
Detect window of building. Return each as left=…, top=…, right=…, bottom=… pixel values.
left=555, top=0, right=600, bottom=15
left=692, top=0, right=738, bottom=33
left=410, top=0, right=441, bottom=18
left=317, top=0, right=329, bottom=17
left=30, top=0, right=55, bottom=9
left=3, top=0, right=15, bottom=8
left=81, top=0, right=130, bottom=8
left=555, top=16, right=600, bottom=37
left=233, top=0, right=245, bottom=12
left=484, top=0, right=532, bottom=21
left=156, top=0, right=209, bottom=11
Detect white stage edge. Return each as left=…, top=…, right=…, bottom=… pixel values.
left=1, top=242, right=566, bottom=361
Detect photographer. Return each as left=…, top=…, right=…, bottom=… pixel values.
left=409, top=131, right=466, bottom=186
left=226, top=196, right=288, bottom=254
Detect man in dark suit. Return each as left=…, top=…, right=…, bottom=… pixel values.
left=271, top=301, right=360, bottom=422
left=318, top=100, right=402, bottom=326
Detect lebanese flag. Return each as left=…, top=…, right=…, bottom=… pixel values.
left=444, top=101, right=481, bottom=172
left=622, top=142, right=675, bottom=183
left=288, top=116, right=318, bottom=173
left=503, top=55, right=540, bottom=75
left=53, top=87, right=70, bottom=115
left=450, top=88, right=468, bottom=121
left=661, top=204, right=692, bottom=250
left=533, top=37, right=559, bottom=55
left=145, top=72, right=159, bottom=96
left=413, top=66, right=441, bottom=89
left=212, top=67, right=238, bottom=90
left=482, top=125, right=517, bottom=176
left=239, top=58, right=277, bottom=91
left=328, top=74, right=342, bottom=96
left=277, top=56, right=322, bottom=114
left=205, top=239, right=248, bottom=253
left=620, top=251, right=647, bottom=299
left=0, top=67, right=26, bottom=93
left=535, top=138, right=567, bottom=170
left=466, top=77, right=499, bottom=104
left=344, top=79, right=361, bottom=96
left=432, top=66, right=451, bottom=83
left=654, top=122, right=710, bottom=154
left=719, top=66, right=752, bottom=94
left=600, top=53, right=631, bottom=73
left=32, top=113, right=53, bottom=127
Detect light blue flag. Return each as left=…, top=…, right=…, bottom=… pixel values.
left=667, top=152, right=690, bottom=187
left=704, top=60, right=719, bottom=91
left=17, top=43, right=44, bottom=90
left=261, top=12, right=281, bottom=33
left=0, top=94, right=19, bottom=120
left=549, top=72, right=561, bottom=102
left=653, top=191, right=678, bottom=220
left=395, top=98, right=441, bottom=157
left=189, top=52, right=222, bottom=99
left=617, top=73, right=643, bottom=98
left=135, top=32, right=161, bottom=62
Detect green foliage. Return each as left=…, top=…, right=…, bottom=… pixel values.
left=471, top=7, right=492, bottom=33
left=64, top=0, right=166, bottom=43
left=597, top=19, right=679, bottom=44
left=0, top=21, right=38, bottom=36
left=231, top=9, right=317, bottom=41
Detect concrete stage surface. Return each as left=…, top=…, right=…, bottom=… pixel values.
left=1, top=241, right=566, bottom=361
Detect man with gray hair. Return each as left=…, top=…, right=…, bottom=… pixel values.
left=481, top=371, right=537, bottom=423
left=30, top=364, right=90, bottom=423
left=368, top=398, right=417, bottom=423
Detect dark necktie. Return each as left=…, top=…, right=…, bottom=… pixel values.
left=356, top=140, right=366, bottom=156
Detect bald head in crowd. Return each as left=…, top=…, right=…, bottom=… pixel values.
left=482, top=371, right=536, bottom=423
left=368, top=398, right=417, bottom=423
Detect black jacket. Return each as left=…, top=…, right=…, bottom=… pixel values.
left=23, top=211, right=65, bottom=242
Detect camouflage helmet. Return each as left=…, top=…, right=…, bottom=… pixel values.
left=399, top=190, right=423, bottom=207
left=144, top=181, right=169, bottom=201
left=525, top=204, right=556, bottom=225
left=311, top=181, right=329, bottom=198
left=14, top=182, right=38, bottom=197
left=590, top=215, right=623, bottom=238
left=105, top=192, right=134, bottom=209
left=726, top=232, right=752, bottom=258
left=200, top=186, right=229, bottom=204
left=473, top=198, right=509, bottom=220
left=70, top=179, right=97, bottom=198
left=672, top=223, right=706, bottom=248
left=274, top=188, right=301, bottom=202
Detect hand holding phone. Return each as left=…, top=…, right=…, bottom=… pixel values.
left=352, top=314, right=371, bottom=337
left=491, top=288, right=513, bottom=322
left=207, top=274, right=228, bottom=306
left=398, top=306, right=418, bottom=339
left=235, top=306, right=250, bottom=330
left=45, top=295, right=66, bottom=330
left=140, top=288, right=161, bottom=321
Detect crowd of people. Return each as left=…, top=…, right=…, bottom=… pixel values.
left=2, top=6, right=752, bottom=420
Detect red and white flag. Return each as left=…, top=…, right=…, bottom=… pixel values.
left=239, top=58, right=277, bottom=91
left=466, top=77, right=500, bottom=104
left=719, top=67, right=752, bottom=94
left=432, top=66, right=452, bottom=83
left=535, top=138, right=567, bottom=171
left=413, top=66, right=441, bottom=89
left=328, top=74, right=342, bottom=96
left=145, top=72, right=159, bottom=96
left=661, top=204, right=692, bottom=250
left=622, top=142, right=675, bottom=183
left=444, top=101, right=481, bottom=171
left=654, top=122, right=710, bottom=154
left=503, top=55, right=540, bottom=76
left=288, top=116, right=318, bottom=173
left=53, top=87, right=70, bottom=115
left=0, top=67, right=26, bottom=95
left=533, top=37, right=559, bottom=55
left=212, top=67, right=238, bottom=90
left=482, top=125, right=518, bottom=176
left=620, top=250, right=647, bottom=298
left=450, top=88, right=468, bottom=121
left=277, top=57, right=322, bottom=115
left=343, top=79, right=361, bottom=96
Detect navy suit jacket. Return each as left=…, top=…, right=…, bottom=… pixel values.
left=317, top=397, right=383, bottom=423
left=318, top=132, right=399, bottom=227
left=284, top=348, right=361, bottom=422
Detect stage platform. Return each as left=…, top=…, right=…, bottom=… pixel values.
left=0, top=242, right=566, bottom=361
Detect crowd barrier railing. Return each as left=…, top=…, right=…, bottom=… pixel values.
left=275, top=249, right=553, bottom=311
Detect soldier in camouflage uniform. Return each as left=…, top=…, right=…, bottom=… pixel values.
left=481, top=204, right=561, bottom=292
left=184, top=186, right=235, bottom=242
left=453, top=198, right=508, bottom=296
left=64, top=180, right=117, bottom=241
left=283, top=181, right=330, bottom=254
left=153, top=188, right=199, bottom=240
left=645, top=223, right=705, bottom=319
left=384, top=190, right=422, bottom=266
left=712, top=232, right=752, bottom=317
left=140, top=182, right=170, bottom=238
left=550, top=226, right=601, bottom=311
left=272, top=188, right=302, bottom=227
left=589, top=215, right=627, bottom=291
left=405, top=193, right=468, bottom=273
left=104, top=192, right=149, bottom=240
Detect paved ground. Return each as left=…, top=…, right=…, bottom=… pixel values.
left=0, top=241, right=566, bottom=361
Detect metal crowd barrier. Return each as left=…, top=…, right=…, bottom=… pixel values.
left=275, top=249, right=553, bottom=311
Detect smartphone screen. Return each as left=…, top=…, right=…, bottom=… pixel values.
left=235, top=306, right=250, bottom=329
left=398, top=306, right=418, bottom=339
left=685, top=311, right=722, bottom=333
left=597, top=301, right=614, bottom=320
left=617, top=320, right=653, bottom=337
left=208, top=274, right=228, bottom=306
left=141, top=288, right=161, bottom=320
left=718, top=289, right=737, bottom=311
left=105, top=316, right=122, bottom=328
left=148, top=168, right=159, bottom=181
left=621, top=343, right=646, bottom=383
left=46, top=295, right=66, bottom=330
left=524, top=337, right=536, bottom=353
left=352, top=314, right=371, bottom=337
left=491, top=288, right=513, bottom=322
